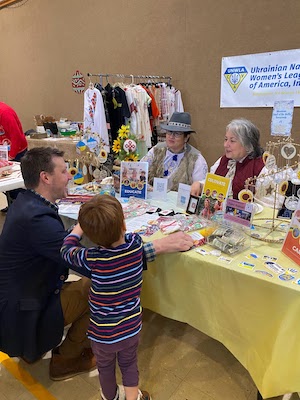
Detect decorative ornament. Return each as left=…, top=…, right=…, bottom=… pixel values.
left=238, top=189, right=254, bottom=202
left=262, top=151, right=269, bottom=165
left=68, top=166, right=78, bottom=176
left=82, top=164, right=88, bottom=176
left=98, top=148, right=108, bottom=163
left=123, top=139, right=137, bottom=153
left=71, top=70, right=86, bottom=94
left=265, top=182, right=275, bottom=196
left=76, top=140, right=87, bottom=152
left=74, top=172, right=84, bottom=184
left=281, top=144, right=296, bottom=160
left=285, top=195, right=299, bottom=211
left=99, top=170, right=108, bottom=181
left=93, top=168, right=101, bottom=179
left=112, top=124, right=139, bottom=162
left=279, top=180, right=288, bottom=195
left=265, top=154, right=276, bottom=170
left=87, top=137, right=97, bottom=150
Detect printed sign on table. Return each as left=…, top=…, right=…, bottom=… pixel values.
left=152, top=177, right=168, bottom=200
left=120, top=161, right=148, bottom=199
left=224, top=198, right=254, bottom=228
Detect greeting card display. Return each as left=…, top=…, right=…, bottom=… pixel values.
left=120, top=161, right=148, bottom=199
left=282, top=200, right=300, bottom=265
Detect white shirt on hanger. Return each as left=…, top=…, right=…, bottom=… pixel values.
left=83, top=87, right=109, bottom=152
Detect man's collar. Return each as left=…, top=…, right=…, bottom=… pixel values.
left=29, top=189, right=59, bottom=212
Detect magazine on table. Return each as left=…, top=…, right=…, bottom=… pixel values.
left=197, top=173, right=231, bottom=219
left=120, top=161, right=148, bottom=199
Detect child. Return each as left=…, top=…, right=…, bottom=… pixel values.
left=60, top=195, right=151, bottom=400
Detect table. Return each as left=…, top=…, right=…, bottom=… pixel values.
left=59, top=192, right=299, bottom=399
left=27, top=137, right=79, bottom=160
left=0, top=162, right=25, bottom=192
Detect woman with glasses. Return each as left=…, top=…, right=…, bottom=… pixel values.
left=141, top=112, right=208, bottom=191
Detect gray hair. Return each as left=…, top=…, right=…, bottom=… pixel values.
left=226, top=118, right=263, bottom=158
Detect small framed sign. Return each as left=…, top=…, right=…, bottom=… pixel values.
left=186, top=195, right=200, bottom=214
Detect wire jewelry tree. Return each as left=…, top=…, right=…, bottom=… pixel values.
left=245, top=137, right=300, bottom=243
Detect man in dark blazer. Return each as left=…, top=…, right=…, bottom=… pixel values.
left=0, top=147, right=95, bottom=381
left=0, top=146, right=194, bottom=381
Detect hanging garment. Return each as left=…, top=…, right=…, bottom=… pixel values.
left=83, top=87, right=109, bottom=151
left=105, top=84, right=131, bottom=141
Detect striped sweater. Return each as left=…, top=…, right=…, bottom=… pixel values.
left=61, top=233, right=145, bottom=344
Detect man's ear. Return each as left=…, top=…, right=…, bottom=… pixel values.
left=40, top=171, right=50, bottom=184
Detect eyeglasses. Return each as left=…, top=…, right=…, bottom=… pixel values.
left=166, top=131, right=184, bottom=138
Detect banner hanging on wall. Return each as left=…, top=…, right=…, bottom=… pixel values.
left=220, top=49, right=300, bottom=108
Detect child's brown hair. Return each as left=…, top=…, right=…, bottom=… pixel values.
left=78, top=195, right=125, bottom=247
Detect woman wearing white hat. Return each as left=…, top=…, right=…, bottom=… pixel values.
left=141, top=112, right=208, bottom=191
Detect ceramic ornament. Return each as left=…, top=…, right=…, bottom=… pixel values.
left=87, top=137, right=97, bottom=150
left=281, top=144, right=296, bottom=160
left=82, top=164, right=88, bottom=176
left=123, top=139, right=137, bottom=153
left=76, top=140, right=87, bottom=152
left=71, top=70, right=86, bottom=94
left=98, top=148, right=108, bottom=163
left=93, top=168, right=101, bottom=179
left=74, top=171, right=84, bottom=184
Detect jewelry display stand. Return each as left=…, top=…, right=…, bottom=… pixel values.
left=246, top=137, right=300, bottom=243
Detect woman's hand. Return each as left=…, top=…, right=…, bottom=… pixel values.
left=152, top=231, right=194, bottom=254
left=190, top=181, right=202, bottom=196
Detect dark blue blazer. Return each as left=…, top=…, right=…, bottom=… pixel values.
left=0, top=190, right=89, bottom=362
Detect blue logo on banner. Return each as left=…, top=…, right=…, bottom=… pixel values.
left=224, top=66, right=248, bottom=92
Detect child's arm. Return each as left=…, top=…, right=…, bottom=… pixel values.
left=70, top=223, right=84, bottom=238
left=60, top=224, right=91, bottom=273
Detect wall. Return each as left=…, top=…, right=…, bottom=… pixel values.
left=0, top=0, right=300, bottom=166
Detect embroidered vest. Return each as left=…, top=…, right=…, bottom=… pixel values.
left=215, top=155, right=264, bottom=199
left=148, top=143, right=199, bottom=191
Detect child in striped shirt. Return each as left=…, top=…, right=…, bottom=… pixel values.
left=60, top=194, right=151, bottom=400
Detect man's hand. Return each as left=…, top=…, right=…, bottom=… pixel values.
left=152, top=231, right=194, bottom=254
left=190, top=181, right=202, bottom=196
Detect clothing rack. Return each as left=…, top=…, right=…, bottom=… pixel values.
left=87, top=72, right=172, bottom=86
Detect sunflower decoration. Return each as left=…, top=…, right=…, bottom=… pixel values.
left=112, top=124, right=139, bottom=162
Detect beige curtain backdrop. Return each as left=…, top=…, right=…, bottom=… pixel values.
left=0, top=0, right=300, bottom=166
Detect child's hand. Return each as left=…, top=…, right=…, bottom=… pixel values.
left=71, top=223, right=84, bottom=238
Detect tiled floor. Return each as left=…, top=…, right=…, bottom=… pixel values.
left=0, top=192, right=297, bottom=400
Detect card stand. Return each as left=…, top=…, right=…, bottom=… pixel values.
left=206, top=221, right=251, bottom=255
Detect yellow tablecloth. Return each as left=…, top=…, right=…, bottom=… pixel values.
left=60, top=193, right=299, bottom=398
left=141, top=218, right=299, bottom=399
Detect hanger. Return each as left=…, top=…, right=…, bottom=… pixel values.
left=88, top=75, right=94, bottom=89
left=130, top=74, right=135, bottom=86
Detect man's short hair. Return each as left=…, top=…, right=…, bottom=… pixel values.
left=21, top=147, right=64, bottom=189
left=78, top=195, right=125, bottom=247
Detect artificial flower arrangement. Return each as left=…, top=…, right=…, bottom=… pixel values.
left=112, top=124, right=139, bottom=162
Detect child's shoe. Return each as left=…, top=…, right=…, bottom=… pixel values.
left=100, top=385, right=125, bottom=400
left=137, top=389, right=152, bottom=400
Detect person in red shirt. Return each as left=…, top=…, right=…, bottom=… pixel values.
left=0, top=101, right=27, bottom=161
left=0, top=102, right=28, bottom=211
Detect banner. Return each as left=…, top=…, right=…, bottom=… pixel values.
left=220, top=49, right=300, bottom=108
